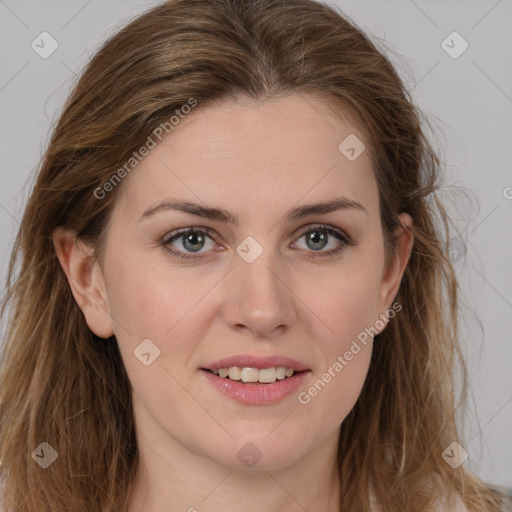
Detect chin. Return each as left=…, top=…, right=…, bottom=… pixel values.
left=199, top=431, right=309, bottom=472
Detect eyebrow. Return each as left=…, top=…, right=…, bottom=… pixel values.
left=138, top=197, right=368, bottom=224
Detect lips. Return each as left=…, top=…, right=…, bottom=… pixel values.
left=203, top=354, right=310, bottom=372
left=201, top=368, right=310, bottom=405
left=200, top=353, right=311, bottom=405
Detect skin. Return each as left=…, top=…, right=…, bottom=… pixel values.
left=53, top=93, right=414, bottom=512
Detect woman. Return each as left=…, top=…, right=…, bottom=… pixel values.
left=0, top=0, right=508, bottom=510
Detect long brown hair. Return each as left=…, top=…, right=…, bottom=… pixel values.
left=0, top=0, right=507, bottom=510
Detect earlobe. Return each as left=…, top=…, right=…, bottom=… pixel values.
left=52, top=227, right=115, bottom=339
left=376, top=213, right=414, bottom=329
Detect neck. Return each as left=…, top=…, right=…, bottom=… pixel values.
left=126, top=415, right=341, bottom=512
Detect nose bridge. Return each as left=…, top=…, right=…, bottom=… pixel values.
left=222, top=236, right=296, bottom=336
left=241, top=254, right=281, bottom=306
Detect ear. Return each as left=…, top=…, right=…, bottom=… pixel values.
left=52, top=227, right=115, bottom=339
left=375, top=213, right=414, bottom=331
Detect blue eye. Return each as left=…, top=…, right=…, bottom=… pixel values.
left=162, top=228, right=217, bottom=260
left=293, top=225, right=350, bottom=259
left=161, top=224, right=351, bottom=261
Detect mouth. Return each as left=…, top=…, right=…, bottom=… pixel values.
left=201, top=366, right=308, bottom=384
left=200, top=354, right=311, bottom=404
left=200, top=355, right=311, bottom=405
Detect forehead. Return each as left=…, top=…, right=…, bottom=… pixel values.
left=114, top=93, right=379, bottom=224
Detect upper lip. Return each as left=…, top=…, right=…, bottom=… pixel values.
left=202, top=354, right=310, bottom=372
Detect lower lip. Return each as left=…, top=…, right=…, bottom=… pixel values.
left=201, top=369, right=310, bottom=405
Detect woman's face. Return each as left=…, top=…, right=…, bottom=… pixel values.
left=77, top=93, right=412, bottom=470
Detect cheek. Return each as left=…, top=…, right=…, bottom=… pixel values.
left=326, top=349, right=372, bottom=427
left=104, top=255, right=222, bottom=392
left=310, top=267, right=382, bottom=350
left=106, top=264, right=212, bottom=429
left=105, top=250, right=214, bottom=338
left=297, top=264, right=380, bottom=418
left=302, top=233, right=384, bottom=342
left=295, top=334, right=373, bottom=442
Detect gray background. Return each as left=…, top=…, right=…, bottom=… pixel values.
left=0, top=0, right=511, bottom=488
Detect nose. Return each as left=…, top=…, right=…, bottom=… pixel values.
left=220, top=247, right=297, bottom=340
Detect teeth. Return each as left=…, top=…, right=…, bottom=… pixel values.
left=228, top=367, right=241, bottom=380
left=210, top=366, right=298, bottom=384
left=241, top=367, right=259, bottom=382
left=276, top=366, right=286, bottom=380
left=258, top=367, right=277, bottom=383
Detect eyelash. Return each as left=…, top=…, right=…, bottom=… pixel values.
left=161, top=224, right=352, bottom=262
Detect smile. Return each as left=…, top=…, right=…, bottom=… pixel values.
left=200, top=368, right=311, bottom=405
left=207, top=366, right=297, bottom=384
